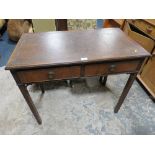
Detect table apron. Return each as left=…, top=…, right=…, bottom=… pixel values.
left=13, top=59, right=144, bottom=85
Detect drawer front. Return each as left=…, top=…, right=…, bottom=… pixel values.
left=128, top=19, right=155, bottom=40
left=17, top=66, right=81, bottom=83
left=124, top=22, right=154, bottom=52
left=84, top=60, right=140, bottom=77
left=153, top=48, right=155, bottom=55
left=140, top=56, right=155, bottom=95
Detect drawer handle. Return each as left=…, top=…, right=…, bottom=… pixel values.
left=48, top=71, right=55, bottom=80
left=109, top=64, right=116, bottom=72
left=146, top=26, right=152, bottom=33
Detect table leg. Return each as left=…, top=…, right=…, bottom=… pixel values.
left=39, top=83, right=45, bottom=93
left=103, top=76, right=108, bottom=86
left=18, top=84, right=42, bottom=124
left=114, top=73, right=137, bottom=113
left=99, top=76, right=103, bottom=83
left=67, top=80, right=73, bottom=87
left=99, top=76, right=108, bottom=86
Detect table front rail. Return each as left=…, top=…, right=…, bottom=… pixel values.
left=15, top=59, right=143, bottom=85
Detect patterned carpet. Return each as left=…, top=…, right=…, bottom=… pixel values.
left=68, top=19, right=96, bottom=30
left=0, top=67, right=155, bottom=135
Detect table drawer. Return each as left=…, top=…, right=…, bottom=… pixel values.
left=17, top=66, right=81, bottom=83
left=128, top=19, right=155, bottom=40
left=124, top=22, right=154, bottom=52
left=84, top=60, right=140, bottom=77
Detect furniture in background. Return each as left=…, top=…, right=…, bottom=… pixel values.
left=5, top=28, right=149, bottom=124
left=104, top=19, right=125, bottom=29
left=122, top=19, right=155, bottom=100
left=55, top=19, right=68, bottom=31
left=32, top=19, right=56, bottom=32
left=7, top=20, right=33, bottom=42
left=32, top=19, right=67, bottom=32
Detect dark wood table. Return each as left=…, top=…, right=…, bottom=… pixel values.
left=5, top=28, right=150, bottom=124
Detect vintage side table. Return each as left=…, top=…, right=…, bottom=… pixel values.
left=5, top=28, right=150, bottom=124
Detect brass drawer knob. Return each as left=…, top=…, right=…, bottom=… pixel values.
left=48, top=71, right=55, bottom=80
left=109, top=64, right=116, bottom=72
left=146, top=26, right=152, bottom=33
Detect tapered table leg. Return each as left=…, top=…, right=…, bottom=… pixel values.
left=99, top=76, right=103, bottom=83
left=102, top=76, right=108, bottom=86
left=18, top=84, right=42, bottom=124
left=39, top=83, right=45, bottom=93
left=114, top=73, right=137, bottom=113
left=67, top=80, right=73, bottom=87
left=99, top=76, right=108, bottom=86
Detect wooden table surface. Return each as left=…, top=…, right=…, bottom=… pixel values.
left=6, top=28, right=149, bottom=70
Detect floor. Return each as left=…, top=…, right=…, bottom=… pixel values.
left=0, top=31, right=16, bottom=67
left=0, top=67, right=155, bottom=135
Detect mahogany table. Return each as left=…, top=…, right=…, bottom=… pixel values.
left=5, top=28, right=150, bottom=124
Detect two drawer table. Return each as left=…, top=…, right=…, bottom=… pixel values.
left=5, top=28, right=150, bottom=124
